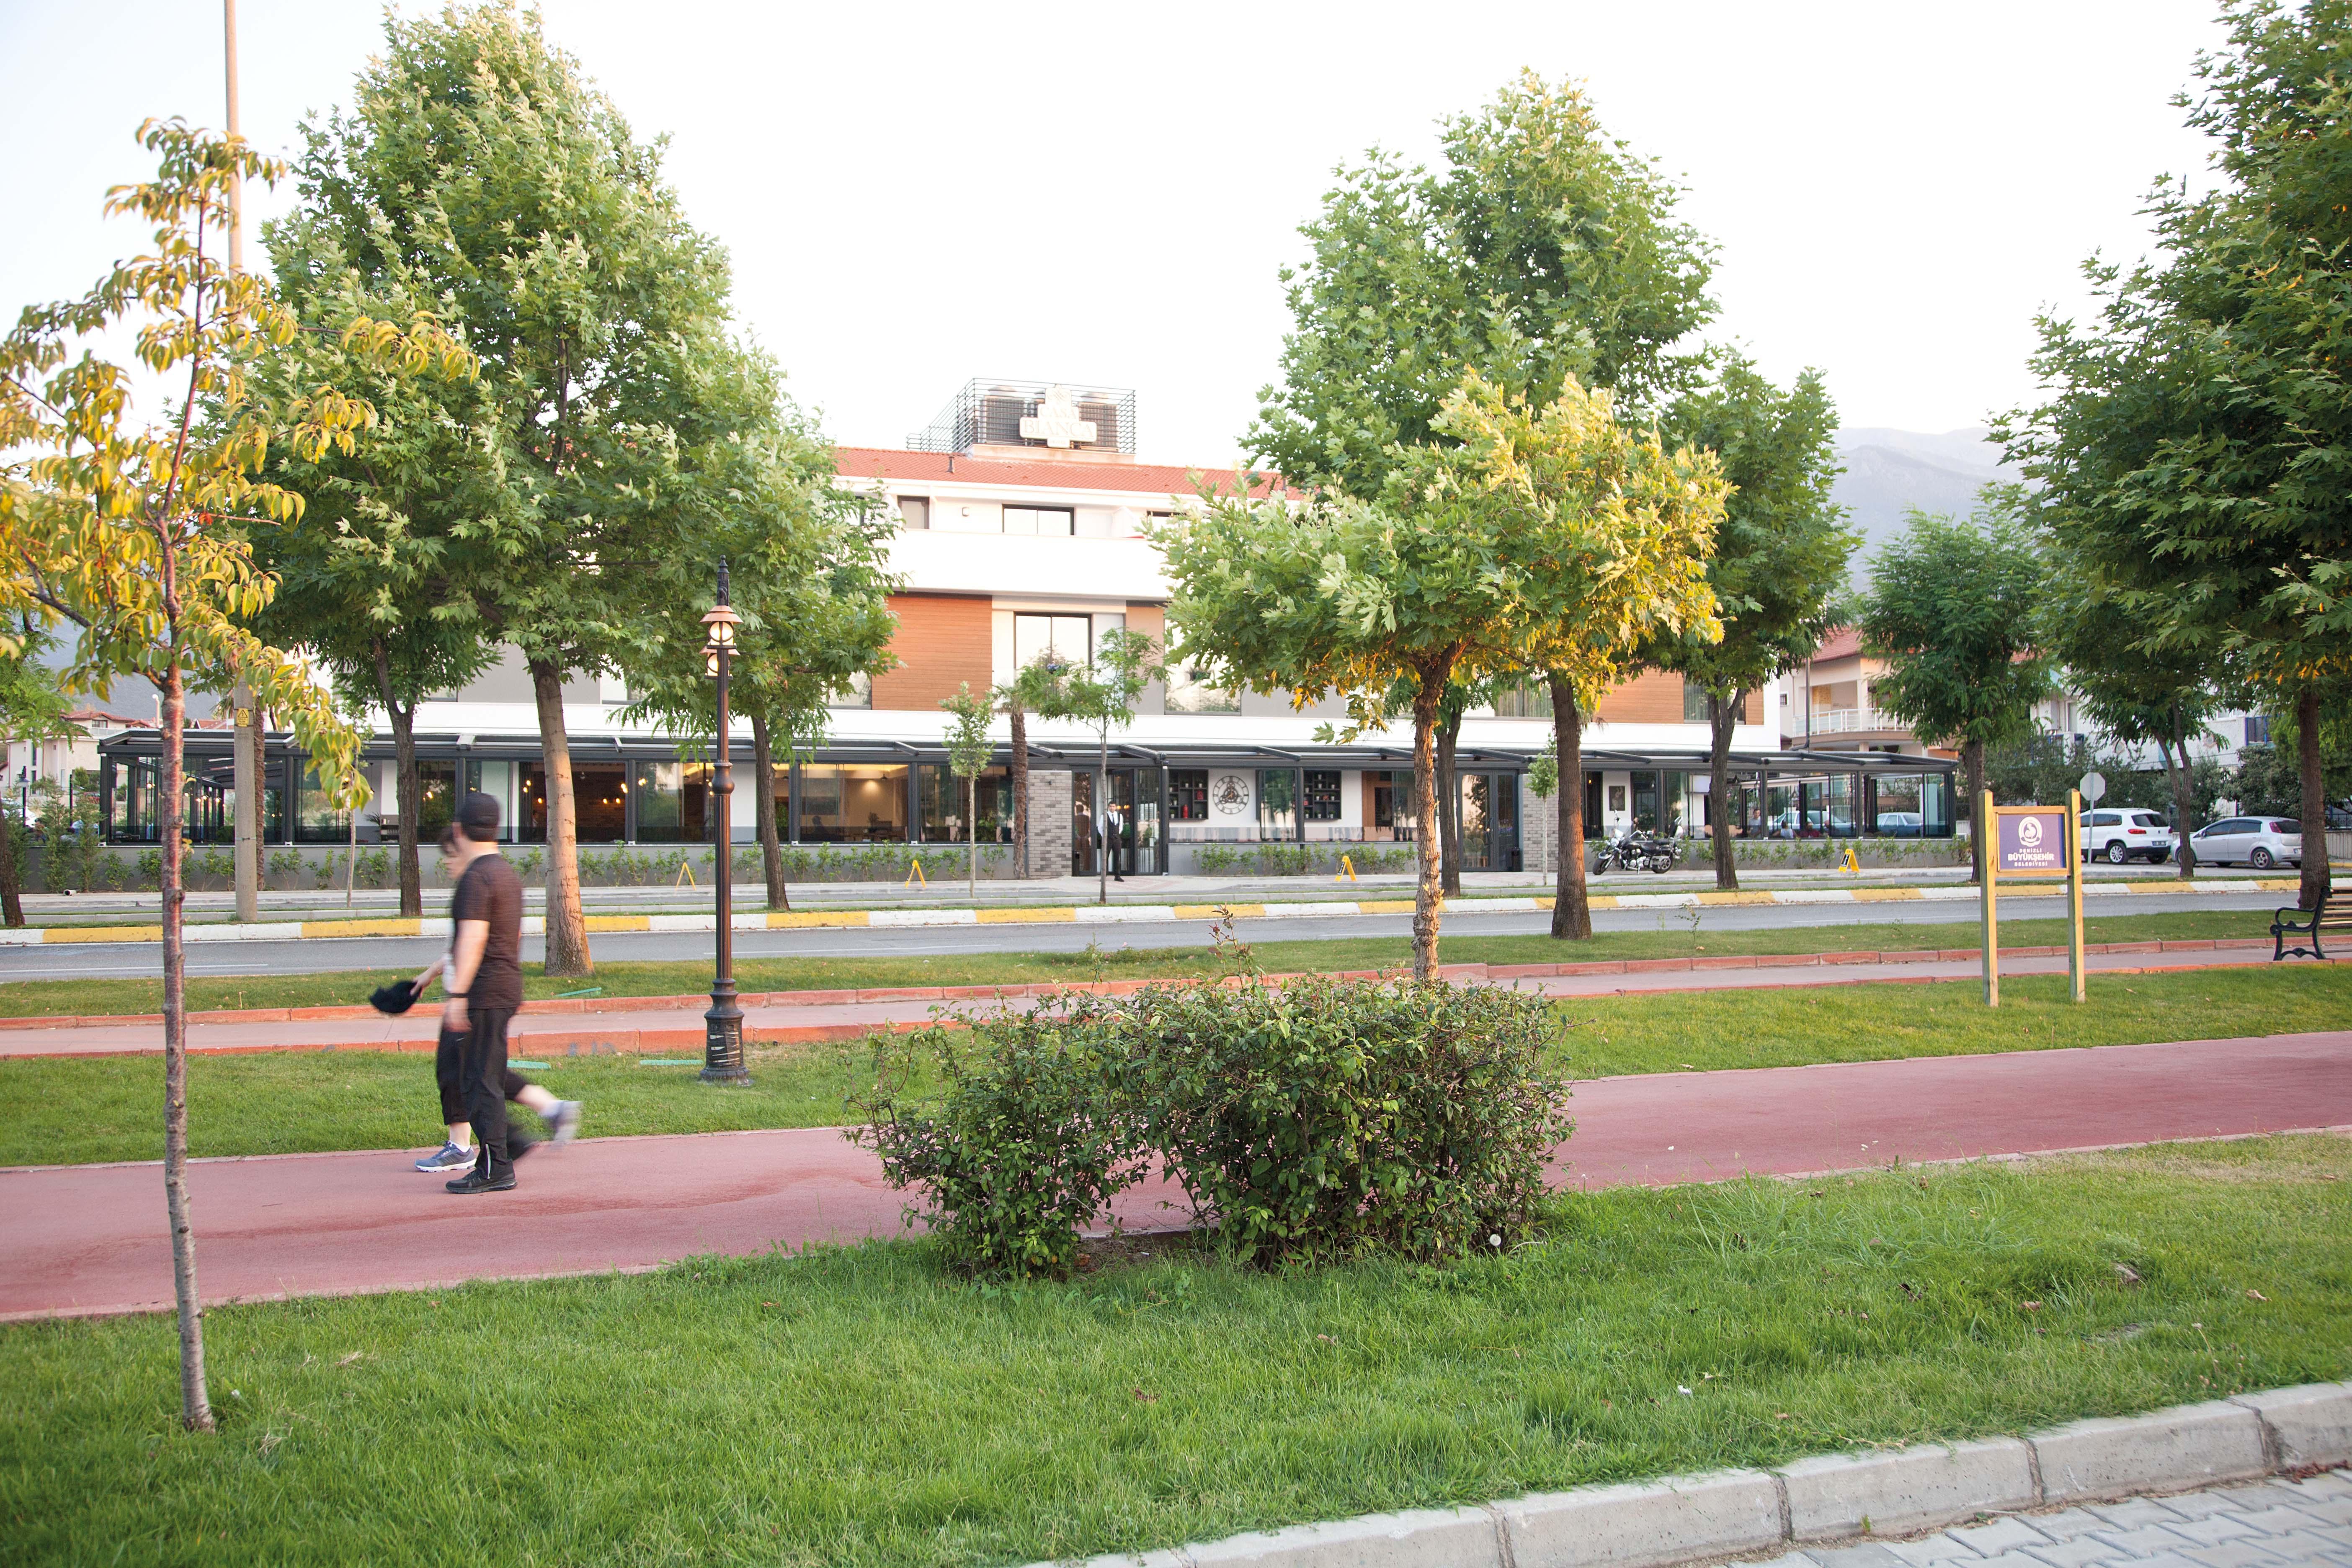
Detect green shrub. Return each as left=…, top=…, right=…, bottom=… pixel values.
left=514, top=849, right=545, bottom=880
left=1120, top=977, right=1570, bottom=1266
left=854, top=998, right=1142, bottom=1280
left=134, top=850, right=163, bottom=889
left=855, top=977, right=1572, bottom=1277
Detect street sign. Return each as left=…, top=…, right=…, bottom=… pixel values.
left=2081, top=771, right=2107, bottom=804
left=1996, top=808, right=2071, bottom=877
left=1982, top=794, right=2087, bottom=1009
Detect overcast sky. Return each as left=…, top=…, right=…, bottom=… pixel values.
left=3, top=1, right=2229, bottom=466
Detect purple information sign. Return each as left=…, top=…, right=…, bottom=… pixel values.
left=1996, top=809, right=2069, bottom=875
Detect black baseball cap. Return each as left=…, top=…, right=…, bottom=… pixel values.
left=456, top=790, right=501, bottom=842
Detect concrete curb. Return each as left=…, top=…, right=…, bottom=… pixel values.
left=1044, top=1383, right=2352, bottom=1568
left=0, top=878, right=2302, bottom=946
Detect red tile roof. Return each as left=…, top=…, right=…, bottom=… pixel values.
left=1809, top=625, right=1862, bottom=662
left=833, top=447, right=1291, bottom=500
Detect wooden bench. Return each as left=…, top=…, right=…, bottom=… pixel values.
left=2271, top=892, right=2351, bottom=960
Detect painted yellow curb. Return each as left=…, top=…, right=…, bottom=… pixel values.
left=765, top=910, right=871, bottom=928
left=298, top=918, right=422, bottom=939
left=1356, top=899, right=1417, bottom=914
left=1587, top=895, right=1620, bottom=910
left=43, top=924, right=165, bottom=943
left=976, top=907, right=1075, bottom=924
left=582, top=915, right=652, bottom=933
left=1695, top=890, right=1782, bottom=906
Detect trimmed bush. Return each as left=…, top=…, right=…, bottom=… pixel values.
left=854, top=977, right=1571, bottom=1277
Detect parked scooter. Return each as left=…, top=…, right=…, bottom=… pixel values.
left=1591, top=830, right=1679, bottom=875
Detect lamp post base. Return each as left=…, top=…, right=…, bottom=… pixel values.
left=701, top=998, right=750, bottom=1086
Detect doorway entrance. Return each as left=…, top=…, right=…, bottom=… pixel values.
left=1073, top=766, right=1163, bottom=877
left=1457, top=773, right=1522, bottom=871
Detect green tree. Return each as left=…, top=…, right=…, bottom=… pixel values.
left=0, top=121, right=466, bottom=1431
left=940, top=683, right=995, bottom=901
left=1998, top=0, right=2352, bottom=909
left=1037, top=628, right=1161, bottom=907
left=606, top=351, right=900, bottom=913
left=1248, top=70, right=1716, bottom=500
left=1654, top=356, right=1854, bottom=889
left=1165, top=374, right=1720, bottom=972
left=0, top=622, right=76, bottom=926
left=276, top=4, right=746, bottom=974
left=1857, top=498, right=2053, bottom=883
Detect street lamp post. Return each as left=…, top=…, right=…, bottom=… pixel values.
left=700, top=562, right=749, bottom=1085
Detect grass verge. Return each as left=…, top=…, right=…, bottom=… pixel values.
left=2, top=1135, right=2345, bottom=1567
left=6, top=967, right=2347, bottom=1168
left=0, top=906, right=2286, bottom=1019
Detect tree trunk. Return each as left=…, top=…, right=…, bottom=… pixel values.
left=1708, top=689, right=1741, bottom=892
left=1548, top=673, right=1593, bottom=940
left=375, top=642, right=423, bottom=919
left=232, top=678, right=258, bottom=922
left=2296, top=684, right=2331, bottom=910
left=2164, top=705, right=2196, bottom=882
left=1962, top=736, right=1986, bottom=886
left=750, top=712, right=787, bottom=911
left=1411, top=667, right=1449, bottom=979
left=1010, top=704, right=1030, bottom=879
left=0, top=801, right=22, bottom=928
left=529, top=658, right=592, bottom=976
left=968, top=772, right=979, bottom=901
left=1096, top=730, right=1110, bottom=906
left=159, top=660, right=214, bottom=1433
left=1437, top=707, right=1463, bottom=897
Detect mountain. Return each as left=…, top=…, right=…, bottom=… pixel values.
left=1828, top=426, right=2020, bottom=583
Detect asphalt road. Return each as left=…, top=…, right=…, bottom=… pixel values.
left=0, top=888, right=2286, bottom=981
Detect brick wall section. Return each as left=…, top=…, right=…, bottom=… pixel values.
left=1028, top=769, right=1073, bottom=880
left=871, top=594, right=992, bottom=711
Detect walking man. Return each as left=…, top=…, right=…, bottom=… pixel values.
left=440, top=791, right=545, bottom=1194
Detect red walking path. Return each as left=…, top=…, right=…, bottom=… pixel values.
left=3, top=1030, right=2347, bottom=1323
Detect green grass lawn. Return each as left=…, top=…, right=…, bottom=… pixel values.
left=7, top=967, right=2347, bottom=1168
left=0, top=906, right=2282, bottom=1019
left=3, top=1135, right=2344, bottom=1567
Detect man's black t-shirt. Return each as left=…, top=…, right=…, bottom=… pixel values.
left=450, top=853, right=524, bottom=1011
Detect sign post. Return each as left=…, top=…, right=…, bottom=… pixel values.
left=1982, top=796, right=2083, bottom=1007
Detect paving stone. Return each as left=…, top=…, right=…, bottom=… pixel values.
left=2021, top=1539, right=2125, bottom=1568
left=2093, top=1502, right=2200, bottom=1530
left=2289, top=1498, right=2352, bottom=1528
left=1497, top=1470, right=1784, bottom=1568
left=2025, top=1511, right=2115, bottom=1540
left=2035, top=1403, right=2269, bottom=1505
left=2239, top=1532, right=2344, bottom=1564
left=1806, top=1548, right=1902, bottom=1568
left=2158, top=1493, right=2254, bottom=1521
left=1947, top=1519, right=2054, bottom=1556
left=2179, top=1542, right=2289, bottom=1568
left=1733, top=1553, right=1827, bottom=1568
left=1966, top=1555, right=2054, bottom=1568
left=2231, top=1508, right=2328, bottom=1537
left=2092, top=1525, right=2202, bottom=1556
left=1781, top=1442, right=2039, bottom=1543
left=1884, top=1537, right=1981, bottom=1567
left=2163, top=1515, right=2268, bottom=1546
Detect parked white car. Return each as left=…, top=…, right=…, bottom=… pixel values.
left=2078, top=809, right=2177, bottom=865
left=2188, top=815, right=2303, bottom=869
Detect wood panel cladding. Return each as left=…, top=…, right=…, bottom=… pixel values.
left=1587, top=673, right=1764, bottom=726
left=870, top=594, right=993, bottom=710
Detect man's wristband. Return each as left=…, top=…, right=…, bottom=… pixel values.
left=446, top=992, right=468, bottom=1000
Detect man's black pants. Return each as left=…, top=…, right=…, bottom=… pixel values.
left=438, top=1009, right=536, bottom=1176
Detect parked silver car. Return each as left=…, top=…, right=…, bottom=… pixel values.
left=2188, top=816, right=2303, bottom=869
left=2078, top=809, right=2177, bottom=865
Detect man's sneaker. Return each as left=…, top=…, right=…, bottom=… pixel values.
left=545, top=1101, right=583, bottom=1147
left=414, top=1142, right=473, bottom=1173
left=444, top=1168, right=516, bottom=1195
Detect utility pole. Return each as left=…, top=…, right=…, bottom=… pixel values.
left=226, top=0, right=263, bottom=922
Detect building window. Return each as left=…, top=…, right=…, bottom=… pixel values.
left=2245, top=714, right=2272, bottom=746
left=1013, top=612, right=1091, bottom=672
left=1491, top=682, right=1548, bottom=718
left=829, top=670, right=872, bottom=710
left=294, top=761, right=353, bottom=843
left=1168, top=769, right=1209, bottom=822
left=1003, top=506, right=1074, bottom=537
left=632, top=760, right=710, bottom=843
left=573, top=762, right=627, bottom=843
left=1257, top=769, right=1298, bottom=839
left=1366, top=770, right=1416, bottom=840
left=919, top=764, right=1011, bottom=843
left=897, top=495, right=929, bottom=531
left=1166, top=659, right=1239, bottom=714
left=799, top=763, right=908, bottom=843
left=1682, top=681, right=1711, bottom=723
left=1303, top=769, right=1341, bottom=822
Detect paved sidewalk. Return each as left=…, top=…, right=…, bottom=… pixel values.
left=1743, top=1467, right=2352, bottom=1568
left=3, top=1030, right=2345, bottom=1320
left=0, top=944, right=2319, bottom=1060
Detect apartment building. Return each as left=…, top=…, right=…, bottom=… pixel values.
left=99, top=381, right=1954, bottom=872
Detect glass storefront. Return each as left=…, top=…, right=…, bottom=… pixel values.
left=800, top=763, right=910, bottom=843
left=919, top=764, right=1012, bottom=843
left=1366, top=771, right=1416, bottom=841
left=1457, top=773, right=1519, bottom=870
left=1256, top=768, right=1298, bottom=841
left=573, top=762, right=627, bottom=843
left=631, top=759, right=711, bottom=843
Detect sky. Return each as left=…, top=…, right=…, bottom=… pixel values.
left=2, top=0, right=2232, bottom=467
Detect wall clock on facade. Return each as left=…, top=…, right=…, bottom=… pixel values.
left=1212, top=774, right=1249, bottom=815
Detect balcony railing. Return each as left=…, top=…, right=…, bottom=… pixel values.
left=1795, top=706, right=1909, bottom=737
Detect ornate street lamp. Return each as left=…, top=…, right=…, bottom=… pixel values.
left=700, top=562, right=749, bottom=1085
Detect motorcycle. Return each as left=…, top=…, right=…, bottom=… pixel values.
left=1591, top=830, right=1679, bottom=875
